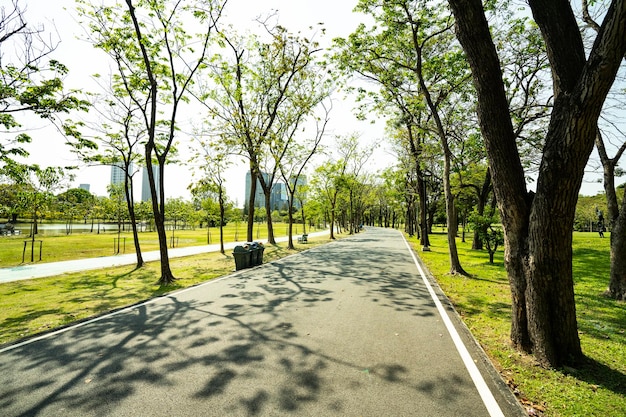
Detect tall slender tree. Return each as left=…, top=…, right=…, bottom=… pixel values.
left=581, top=0, right=626, bottom=300
left=279, top=103, right=329, bottom=249
left=77, top=88, right=146, bottom=268
left=77, top=0, right=226, bottom=285
left=335, top=0, right=471, bottom=274
left=204, top=22, right=325, bottom=243
left=190, top=140, right=231, bottom=254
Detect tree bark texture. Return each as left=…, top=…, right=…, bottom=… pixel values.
left=448, top=0, right=626, bottom=367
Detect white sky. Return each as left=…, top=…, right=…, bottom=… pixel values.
left=12, top=0, right=611, bottom=204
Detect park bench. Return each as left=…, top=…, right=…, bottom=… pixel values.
left=297, top=234, right=308, bottom=244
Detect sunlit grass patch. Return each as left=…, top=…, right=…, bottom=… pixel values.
left=411, top=230, right=626, bottom=416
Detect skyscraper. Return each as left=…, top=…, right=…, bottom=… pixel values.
left=142, top=165, right=160, bottom=203
left=110, top=162, right=127, bottom=186
left=290, top=175, right=307, bottom=209
left=244, top=171, right=268, bottom=213
left=271, top=182, right=287, bottom=211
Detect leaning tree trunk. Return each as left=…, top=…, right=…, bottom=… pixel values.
left=446, top=0, right=626, bottom=367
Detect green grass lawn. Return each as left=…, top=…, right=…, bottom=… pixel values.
left=0, top=221, right=317, bottom=268
left=0, top=231, right=334, bottom=345
left=410, top=231, right=625, bottom=417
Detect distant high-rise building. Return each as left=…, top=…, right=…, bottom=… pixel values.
left=244, top=171, right=267, bottom=212
left=142, top=165, right=160, bottom=202
left=290, top=175, right=307, bottom=209
left=244, top=171, right=297, bottom=212
left=271, top=182, right=287, bottom=211
left=110, top=162, right=133, bottom=199
left=79, top=184, right=90, bottom=192
left=110, top=163, right=127, bottom=186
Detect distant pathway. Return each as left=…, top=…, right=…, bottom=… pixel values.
left=0, top=227, right=525, bottom=416
left=0, top=231, right=329, bottom=283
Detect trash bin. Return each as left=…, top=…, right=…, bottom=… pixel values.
left=257, top=242, right=265, bottom=265
left=233, top=245, right=250, bottom=270
left=249, top=242, right=264, bottom=266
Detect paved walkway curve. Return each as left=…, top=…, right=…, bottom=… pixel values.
left=0, top=227, right=526, bottom=416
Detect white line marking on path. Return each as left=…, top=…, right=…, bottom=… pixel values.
left=401, top=233, right=506, bottom=417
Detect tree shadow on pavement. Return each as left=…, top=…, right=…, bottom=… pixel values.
left=0, top=229, right=485, bottom=417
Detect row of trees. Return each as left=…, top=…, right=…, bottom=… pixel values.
left=331, top=0, right=626, bottom=370
left=3, top=0, right=626, bottom=370
left=0, top=181, right=225, bottom=233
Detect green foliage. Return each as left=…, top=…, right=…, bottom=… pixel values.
left=575, top=193, right=608, bottom=232
left=469, top=211, right=504, bottom=263
left=55, top=188, right=96, bottom=234
left=0, top=1, right=90, bottom=163
left=165, top=197, right=198, bottom=228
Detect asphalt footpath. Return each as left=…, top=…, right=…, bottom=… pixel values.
left=0, top=227, right=527, bottom=417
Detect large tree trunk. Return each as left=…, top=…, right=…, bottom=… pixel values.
left=448, top=0, right=626, bottom=367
